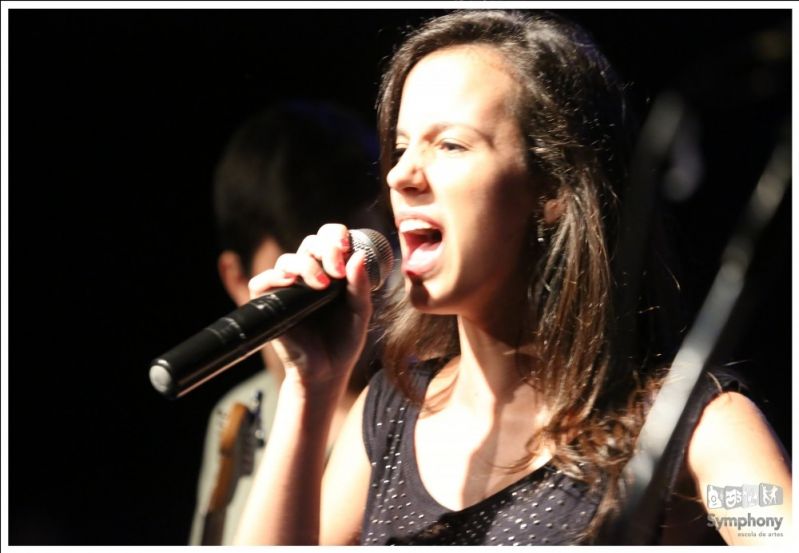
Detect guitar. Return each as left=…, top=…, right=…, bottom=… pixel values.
left=200, top=391, right=264, bottom=545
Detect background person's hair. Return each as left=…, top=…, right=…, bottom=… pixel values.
left=213, top=100, right=383, bottom=274
left=375, top=10, right=681, bottom=540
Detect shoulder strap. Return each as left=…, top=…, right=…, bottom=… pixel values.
left=657, top=366, right=745, bottom=507
left=605, top=366, right=745, bottom=544
left=361, top=369, right=397, bottom=462
left=361, top=363, right=440, bottom=462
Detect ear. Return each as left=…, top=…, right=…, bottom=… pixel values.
left=217, top=250, right=251, bottom=307
left=542, top=197, right=566, bottom=225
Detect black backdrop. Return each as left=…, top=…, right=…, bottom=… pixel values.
left=8, top=8, right=791, bottom=545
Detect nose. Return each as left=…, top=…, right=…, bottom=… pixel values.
left=386, top=143, right=429, bottom=195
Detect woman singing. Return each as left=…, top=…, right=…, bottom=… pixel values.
left=235, top=10, right=791, bottom=545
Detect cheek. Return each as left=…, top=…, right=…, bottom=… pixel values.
left=497, top=174, right=537, bottom=241
left=424, top=158, right=473, bottom=189
left=388, top=189, right=400, bottom=219
left=470, top=177, right=534, bottom=236
left=464, top=184, right=534, bottom=269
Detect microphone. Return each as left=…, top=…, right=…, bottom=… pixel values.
left=149, top=228, right=394, bottom=399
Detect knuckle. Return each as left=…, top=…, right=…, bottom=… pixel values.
left=319, top=223, right=349, bottom=238
left=297, top=256, right=324, bottom=281
left=247, top=273, right=266, bottom=293
left=274, top=253, right=296, bottom=271
left=309, top=263, right=327, bottom=280
left=297, top=235, right=318, bottom=254
left=247, top=278, right=259, bottom=293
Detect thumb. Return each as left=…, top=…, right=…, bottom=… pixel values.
left=345, top=249, right=372, bottom=319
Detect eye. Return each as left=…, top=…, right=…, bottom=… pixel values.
left=438, top=139, right=466, bottom=153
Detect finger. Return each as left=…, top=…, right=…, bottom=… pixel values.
left=317, top=223, right=351, bottom=279
left=296, top=234, right=322, bottom=258
left=274, top=252, right=331, bottom=289
left=247, top=268, right=297, bottom=298
left=317, top=223, right=351, bottom=252
left=297, top=231, right=346, bottom=280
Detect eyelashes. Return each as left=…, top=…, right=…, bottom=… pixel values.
left=439, top=140, right=466, bottom=152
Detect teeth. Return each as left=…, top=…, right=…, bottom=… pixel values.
left=399, top=219, right=438, bottom=233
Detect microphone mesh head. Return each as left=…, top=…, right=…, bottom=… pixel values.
left=349, top=228, right=394, bottom=291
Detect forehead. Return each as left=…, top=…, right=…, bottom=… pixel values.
left=397, top=44, right=519, bottom=132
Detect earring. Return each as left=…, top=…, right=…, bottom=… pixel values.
left=537, top=221, right=546, bottom=245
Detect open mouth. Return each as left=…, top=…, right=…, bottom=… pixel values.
left=399, top=219, right=444, bottom=277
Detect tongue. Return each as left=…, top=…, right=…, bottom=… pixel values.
left=405, top=240, right=442, bottom=274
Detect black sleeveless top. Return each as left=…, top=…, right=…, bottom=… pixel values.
left=360, top=363, right=743, bottom=545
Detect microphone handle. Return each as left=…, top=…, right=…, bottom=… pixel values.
left=149, top=279, right=345, bottom=399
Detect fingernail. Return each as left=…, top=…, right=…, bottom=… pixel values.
left=317, top=272, right=330, bottom=286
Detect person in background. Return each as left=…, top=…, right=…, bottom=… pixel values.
left=188, top=100, right=389, bottom=545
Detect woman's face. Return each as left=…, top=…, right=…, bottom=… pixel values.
left=388, top=45, right=537, bottom=325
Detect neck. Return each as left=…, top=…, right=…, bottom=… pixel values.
left=453, top=267, right=533, bottom=395
left=422, top=315, right=552, bottom=466
left=458, top=317, right=530, bottom=404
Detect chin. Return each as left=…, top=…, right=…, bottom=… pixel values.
left=406, top=277, right=432, bottom=310
left=405, top=277, right=461, bottom=317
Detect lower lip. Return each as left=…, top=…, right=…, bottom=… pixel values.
left=402, top=239, right=443, bottom=278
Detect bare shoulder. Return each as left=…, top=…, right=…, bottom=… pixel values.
left=686, top=390, right=792, bottom=545
left=688, top=391, right=788, bottom=472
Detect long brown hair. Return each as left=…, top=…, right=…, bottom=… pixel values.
left=375, top=10, right=679, bottom=541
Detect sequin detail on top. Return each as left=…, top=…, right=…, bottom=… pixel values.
left=360, top=367, right=600, bottom=545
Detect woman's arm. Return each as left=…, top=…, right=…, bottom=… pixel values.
left=687, top=390, right=792, bottom=545
left=233, top=378, right=372, bottom=545
left=233, top=224, right=375, bottom=544
left=233, top=378, right=341, bottom=544
left=320, top=385, right=373, bottom=544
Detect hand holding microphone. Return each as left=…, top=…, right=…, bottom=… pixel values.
left=150, top=225, right=393, bottom=399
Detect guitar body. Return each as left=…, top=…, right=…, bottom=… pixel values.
left=200, top=394, right=263, bottom=545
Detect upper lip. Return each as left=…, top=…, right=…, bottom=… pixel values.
left=394, top=210, right=442, bottom=231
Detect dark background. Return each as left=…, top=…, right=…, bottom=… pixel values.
left=8, top=8, right=791, bottom=545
